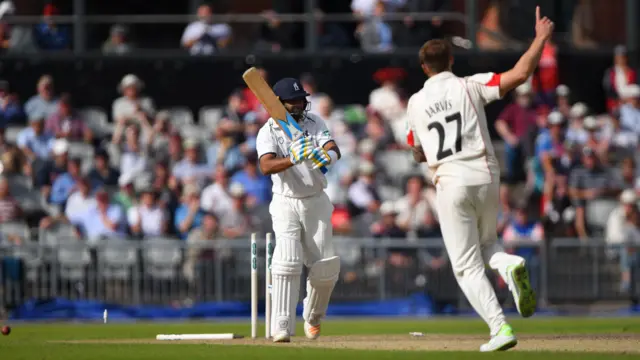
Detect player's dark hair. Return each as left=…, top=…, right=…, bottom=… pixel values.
left=419, top=39, right=452, bottom=74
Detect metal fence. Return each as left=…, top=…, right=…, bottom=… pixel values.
left=1, top=237, right=639, bottom=310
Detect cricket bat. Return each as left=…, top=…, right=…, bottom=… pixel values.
left=242, top=67, right=328, bottom=174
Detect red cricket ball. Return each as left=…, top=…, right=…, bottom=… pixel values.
left=1, top=325, right=10, bottom=336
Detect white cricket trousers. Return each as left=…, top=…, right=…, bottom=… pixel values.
left=435, top=176, right=524, bottom=336
left=269, top=191, right=335, bottom=334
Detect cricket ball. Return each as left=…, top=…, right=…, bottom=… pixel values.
left=1, top=325, right=10, bottom=336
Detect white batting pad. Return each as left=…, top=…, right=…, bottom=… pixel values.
left=270, top=237, right=303, bottom=336
left=302, top=256, right=340, bottom=325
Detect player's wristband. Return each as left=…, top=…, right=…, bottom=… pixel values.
left=327, top=150, right=338, bottom=165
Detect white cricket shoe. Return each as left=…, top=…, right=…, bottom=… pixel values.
left=272, top=331, right=291, bottom=343
left=479, top=324, right=517, bottom=352
left=304, top=321, right=321, bottom=340
left=507, top=263, right=537, bottom=318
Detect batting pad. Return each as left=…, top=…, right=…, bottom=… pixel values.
left=303, top=256, right=340, bottom=325
left=270, top=238, right=303, bottom=336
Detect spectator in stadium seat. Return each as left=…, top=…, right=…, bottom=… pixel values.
left=352, top=0, right=406, bottom=16
left=543, top=175, right=576, bottom=238
left=502, top=203, right=544, bottom=292
left=127, top=186, right=168, bottom=238
left=368, top=67, right=405, bottom=123
left=0, top=176, right=22, bottom=223
left=602, top=110, right=638, bottom=160
left=112, top=173, right=137, bottom=213
left=40, top=176, right=94, bottom=230
left=111, top=74, right=155, bottom=128
left=230, top=153, right=271, bottom=206
left=0, top=128, right=23, bottom=175
left=119, top=124, right=151, bottom=181
left=45, top=93, right=92, bottom=143
left=365, top=107, right=396, bottom=149
left=33, top=4, right=70, bottom=51
left=181, top=4, right=232, bottom=56
left=395, top=175, right=437, bottom=237
left=565, top=102, right=589, bottom=148
left=72, top=189, right=126, bottom=245
left=553, top=85, right=572, bottom=119
left=300, top=73, right=323, bottom=114
left=347, top=160, right=381, bottom=219
left=24, top=75, right=58, bottom=120
left=371, top=201, right=406, bottom=238
left=35, top=138, right=68, bottom=201
left=49, top=157, right=82, bottom=207
left=183, top=211, right=221, bottom=289
left=17, top=111, right=54, bottom=164
left=173, top=138, right=211, bottom=187
left=495, top=83, right=537, bottom=208
left=163, top=133, right=183, bottom=170
left=618, top=84, right=640, bottom=135
left=581, top=116, right=608, bottom=164
left=618, top=158, right=640, bottom=194
left=149, top=110, right=173, bottom=160
left=255, top=10, right=290, bottom=53
left=174, top=183, right=205, bottom=240
left=102, top=24, right=134, bottom=55
left=206, top=127, right=244, bottom=172
left=0, top=79, right=24, bottom=125
left=605, top=189, right=640, bottom=293
left=535, top=112, right=570, bottom=205
left=355, top=1, right=394, bottom=53
left=569, top=147, right=622, bottom=240
left=602, top=45, right=637, bottom=112
left=87, top=149, right=120, bottom=189
left=151, top=161, right=177, bottom=210
left=218, top=182, right=257, bottom=239
left=201, top=165, right=232, bottom=217
left=314, top=95, right=356, bottom=154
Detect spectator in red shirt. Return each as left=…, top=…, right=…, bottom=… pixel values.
left=494, top=83, right=538, bottom=208
left=532, top=40, right=559, bottom=105
left=603, top=45, right=637, bottom=112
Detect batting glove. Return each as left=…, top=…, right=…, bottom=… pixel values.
left=288, top=136, right=314, bottom=165
left=306, top=147, right=331, bottom=170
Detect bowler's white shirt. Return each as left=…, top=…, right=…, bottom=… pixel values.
left=406, top=71, right=502, bottom=186
left=256, top=113, right=333, bottom=198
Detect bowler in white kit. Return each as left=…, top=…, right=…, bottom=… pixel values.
left=406, top=7, right=554, bottom=352
left=256, top=77, right=341, bottom=343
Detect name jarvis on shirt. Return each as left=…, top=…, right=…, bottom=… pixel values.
left=425, top=99, right=453, bottom=118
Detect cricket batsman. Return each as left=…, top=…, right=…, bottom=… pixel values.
left=405, top=7, right=554, bottom=352
left=256, top=77, right=341, bottom=342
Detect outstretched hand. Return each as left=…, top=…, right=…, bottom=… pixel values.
left=535, top=6, right=554, bottom=41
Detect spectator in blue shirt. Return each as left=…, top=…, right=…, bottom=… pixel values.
left=0, top=80, right=24, bottom=125
left=174, top=183, right=205, bottom=240
left=87, top=149, right=120, bottom=188
left=33, top=4, right=70, bottom=51
left=24, top=75, right=58, bottom=120
left=50, top=157, right=82, bottom=206
left=206, top=128, right=245, bottom=172
left=173, top=139, right=211, bottom=187
left=72, top=189, right=127, bottom=246
left=16, top=111, right=55, bottom=162
left=230, top=153, right=272, bottom=206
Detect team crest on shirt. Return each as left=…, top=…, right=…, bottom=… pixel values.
left=277, top=137, right=284, bottom=144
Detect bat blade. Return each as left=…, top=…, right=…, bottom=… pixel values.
left=242, top=67, right=327, bottom=174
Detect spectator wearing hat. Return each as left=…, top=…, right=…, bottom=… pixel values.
left=173, top=138, right=211, bottom=187
left=565, top=102, right=589, bottom=148
left=218, top=182, right=257, bottom=239
left=618, top=84, right=640, bottom=135
left=45, top=93, right=92, bottom=142
left=72, top=189, right=126, bottom=246
left=605, top=189, right=640, bottom=293
left=181, top=3, right=232, bottom=56
left=127, top=185, right=167, bottom=238
left=603, top=45, right=637, bottom=112
left=553, top=84, right=572, bottom=119
left=230, top=152, right=271, bottom=206
left=580, top=116, right=608, bottom=163
left=0, top=79, right=24, bottom=126
left=112, top=74, right=155, bottom=128
left=24, top=75, right=58, bottom=120
left=200, top=164, right=232, bottom=216
left=535, top=111, right=571, bottom=205
left=113, top=173, right=137, bottom=213
left=174, top=183, right=205, bottom=240
left=495, top=83, right=538, bottom=206
left=369, top=67, right=406, bottom=124
left=17, top=111, right=55, bottom=162
left=569, top=147, right=623, bottom=241
left=102, top=24, right=134, bottom=55
left=87, top=149, right=120, bottom=188
left=49, top=157, right=82, bottom=207
left=33, top=4, right=70, bottom=51
left=35, top=138, right=69, bottom=200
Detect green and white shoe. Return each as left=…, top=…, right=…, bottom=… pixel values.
left=507, top=263, right=537, bottom=318
left=480, top=324, right=517, bottom=352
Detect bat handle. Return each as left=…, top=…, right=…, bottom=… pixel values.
left=320, top=166, right=328, bottom=174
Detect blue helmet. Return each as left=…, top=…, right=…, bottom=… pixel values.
left=272, top=78, right=309, bottom=101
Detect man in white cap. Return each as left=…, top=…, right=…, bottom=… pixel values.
left=534, top=111, right=571, bottom=200
left=554, top=84, right=571, bottom=118
left=618, top=84, right=640, bottom=135
left=256, top=76, right=343, bottom=342
left=605, top=189, right=640, bottom=293
left=112, top=74, right=155, bottom=126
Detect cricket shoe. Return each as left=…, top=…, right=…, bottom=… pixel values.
left=507, top=263, right=537, bottom=318
left=272, top=331, right=291, bottom=343
left=479, top=324, right=517, bottom=352
left=304, top=322, right=321, bottom=340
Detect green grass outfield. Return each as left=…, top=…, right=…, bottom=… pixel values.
left=1, top=317, right=640, bottom=359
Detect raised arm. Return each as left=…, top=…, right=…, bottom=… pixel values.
left=499, top=6, right=554, bottom=98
